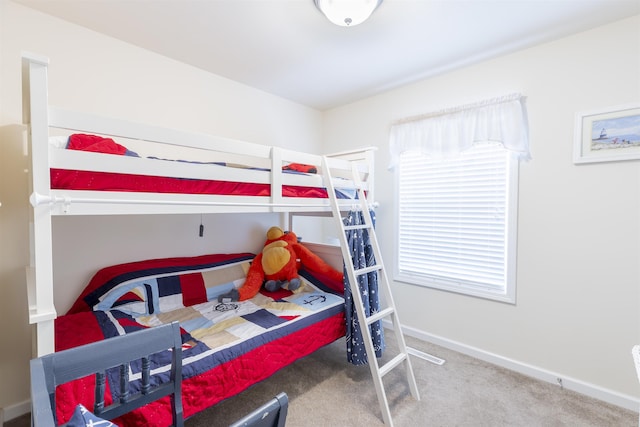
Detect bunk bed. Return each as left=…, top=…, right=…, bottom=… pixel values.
left=22, top=53, right=376, bottom=426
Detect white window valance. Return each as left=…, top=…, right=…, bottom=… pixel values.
left=388, top=93, right=530, bottom=169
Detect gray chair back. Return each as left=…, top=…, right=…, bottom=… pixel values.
left=30, top=322, right=183, bottom=427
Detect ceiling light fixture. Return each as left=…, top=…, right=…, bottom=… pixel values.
left=314, top=0, right=383, bottom=27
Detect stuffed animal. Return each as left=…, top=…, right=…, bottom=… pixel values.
left=218, top=226, right=343, bottom=302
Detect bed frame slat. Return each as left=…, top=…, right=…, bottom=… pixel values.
left=95, top=371, right=106, bottom=413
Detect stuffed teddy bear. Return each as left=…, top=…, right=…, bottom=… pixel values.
left=218, top=226, right=343, bottom=302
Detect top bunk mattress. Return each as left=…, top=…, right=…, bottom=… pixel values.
left=49, top=133, right=356, bottom=199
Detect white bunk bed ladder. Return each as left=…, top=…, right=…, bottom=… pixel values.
left=321, top=156, right=420, bottom=427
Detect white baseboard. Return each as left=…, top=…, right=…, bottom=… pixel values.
left=392, top=322, right=640, bottom=413
left=2, top=400, right=30, bottom=423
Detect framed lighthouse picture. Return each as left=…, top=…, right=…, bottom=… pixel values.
left=573, top=103, right=640, bottom=164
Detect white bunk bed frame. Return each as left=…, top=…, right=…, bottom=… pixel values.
left=22, top=52, right=376, bottom=358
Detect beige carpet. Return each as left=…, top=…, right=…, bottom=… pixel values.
left=185, top=334, right=637, bottom=427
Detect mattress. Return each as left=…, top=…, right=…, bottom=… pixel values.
left=50, top=168, right=332, bottom=198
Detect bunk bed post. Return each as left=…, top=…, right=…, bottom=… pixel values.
left=365, top=148, right=375, bottom=203
left=270, top=146, right=283, bottom=211
left=22, top=52, right=57, bottom=356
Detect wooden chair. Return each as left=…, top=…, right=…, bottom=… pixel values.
left=228, top=392, right=288, bottom=427
left=30, top=322, right=184, bottom=427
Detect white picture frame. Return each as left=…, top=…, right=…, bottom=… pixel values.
left=573, top=103, right=640, bottom=164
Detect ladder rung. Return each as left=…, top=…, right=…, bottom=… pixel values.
left=354, top=265, right=381, bottom=276
left=379, top=353, right=408, bottom=377
left=344, top=224, right=370, bottom=231
left=331, top=181, right=363, bottom=191
left=366, top=307, right=394, bottom=325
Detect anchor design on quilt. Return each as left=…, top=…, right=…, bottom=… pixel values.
left=215, top=302, right=239, bottom=312
left=302, top=294, right=326, bottom=306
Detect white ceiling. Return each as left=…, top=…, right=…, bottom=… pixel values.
left=16, top=0, right=640, bottom=110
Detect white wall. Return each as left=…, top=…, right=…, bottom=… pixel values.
left=1, top=0, right=638, bottom=419
left=322, top=15, right=640, bottom=407
left=0, top=0, right=323, bottom=417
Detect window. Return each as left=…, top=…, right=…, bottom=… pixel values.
left=394, top=143, right=519, bottom=303
left=389, top=94, right=529, bottom=303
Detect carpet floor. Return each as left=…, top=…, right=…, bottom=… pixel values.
left=185, top=334, right=637, bottom=426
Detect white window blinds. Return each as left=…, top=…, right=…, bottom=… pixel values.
left=396, top=144, right=516, bottom=299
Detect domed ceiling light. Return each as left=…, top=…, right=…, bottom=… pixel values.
left=314, top=0, right=383, bottom=27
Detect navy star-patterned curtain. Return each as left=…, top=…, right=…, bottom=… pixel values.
left=343, top=209, right=385, bottom=365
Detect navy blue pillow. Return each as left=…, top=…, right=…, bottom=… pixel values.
left=67, top=404, right=117, bottom=427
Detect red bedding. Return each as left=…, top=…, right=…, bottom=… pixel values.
left=51, top=169, right=330, bottom=198
left=54, top=253, right=346, bottom=427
